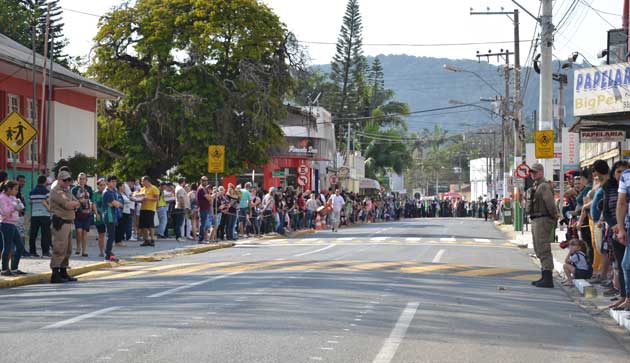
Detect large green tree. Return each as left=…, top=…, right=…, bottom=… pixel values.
left=91, top=0, right=303, bottom=180
left=329, top=0, right=366, bottom=140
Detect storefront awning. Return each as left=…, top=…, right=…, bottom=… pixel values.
left=570, top=114, right=630, bottom=134
left=359, top=178, right=380, bottom=190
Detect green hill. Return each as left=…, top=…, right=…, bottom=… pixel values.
left=316, top=54, right=576, bottom=134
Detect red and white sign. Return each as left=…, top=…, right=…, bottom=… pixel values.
left=329, top=175, right=338, bottom=185
left=298, top=165, right=309, bottom=175
left=514, top=163, right=531, bottom=179
left=297, top=175, right=308, bottom=186
left=580, top=130, right=625, bottom=143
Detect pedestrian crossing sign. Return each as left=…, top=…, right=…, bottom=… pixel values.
left=207, top=145, right=225, bottom=173
left=534, top=130, right=554, bottom=159
left=0, top=112, right=37, bottom=154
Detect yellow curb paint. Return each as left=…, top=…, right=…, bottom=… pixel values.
left=452, top=268, right=523, bottom=277
left=399, top=264, right=469, bottom=274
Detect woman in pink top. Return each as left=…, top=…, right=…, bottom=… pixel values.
left=0, top=180, right=26, bottom=276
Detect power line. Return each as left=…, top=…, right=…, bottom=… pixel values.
left=61, top=7, right=108, bottom=18
left=578, top=0, right=616, bottom=28
left=301, top=39, right=532, bottom=47
left=578, top=1, right=621, bottom=17
left=332, top=103, right=490, bottom=122
left=555, top=0, right=580, bottom=34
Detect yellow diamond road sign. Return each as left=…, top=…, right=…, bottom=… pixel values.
left=0, top=112, right=37, bottom=154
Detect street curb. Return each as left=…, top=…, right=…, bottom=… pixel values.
left=0, top=261, right=116, bottom=289
left=0, top=242, right=235, bottom=289
left=287, top=229, right=315, bottom=238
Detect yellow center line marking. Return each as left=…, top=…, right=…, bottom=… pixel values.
left=91, top=270, right=151, bottom=280
left=399, top=264, right=470, bottom=273
left=337, top=261, right=415, bottom=271
left=143, top=263, right=200, bottom=272
left=452, top=267, right=523, bottom=277
left=281, top=260, right=356, bottom=271
left=216, top=260, right=292, bottom=273
left=157, top=262, right=238, bottom=276
left=78, top=270, right=119, bottom=279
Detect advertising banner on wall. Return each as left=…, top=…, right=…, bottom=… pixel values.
left=580, top=130, right=626, bottom=142
left=574, top=62, right=630, bottom=116
left=562, top=128, right=580, bottom=171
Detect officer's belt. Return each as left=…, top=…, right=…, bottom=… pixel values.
left=530, top=214, right=550, bottom=219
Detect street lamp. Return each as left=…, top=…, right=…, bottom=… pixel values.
left=448, top=99, right=502, bottom=119
left=443, top=64, right=503, bottom=96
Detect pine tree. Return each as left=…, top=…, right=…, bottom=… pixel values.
left=0, top=1, right=68, bottom=65
left=367, top=57, right=385, bottom=110
left=329, top=0, right=366, bottom=140
left=37, top=0, right=68, bottom=65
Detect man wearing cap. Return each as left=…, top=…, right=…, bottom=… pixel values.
left=526, top=163, right=559, bottom=288
left=48, top=170, right=81, bottom=283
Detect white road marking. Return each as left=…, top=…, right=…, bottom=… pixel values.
left=310, top=357, right=323, bottom=361
left=242, top=253, right=252, bottom=256
left=373, top=302, right=420, bottom=363
left=294, top=244, right=336, bottom=257
left=337, top=237, right=355, bottom=241
left=439, top=237, right=456, bottom=242
left=41, top=307, right=121, bottom=330
left=404, top=237, right=421, bottom=242
left=320, top=347, right=334, bottom=350
left=147, top=272, right=240, bottom=298
left=327, top=340, right=339, bottom=344
left=432, top=249, right=446, bottom=263
left=473, top=238, right=491, bottom=243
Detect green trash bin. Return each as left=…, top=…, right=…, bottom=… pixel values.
left=502, top=200, right=513, bottom=225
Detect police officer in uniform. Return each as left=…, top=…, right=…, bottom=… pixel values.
left=526, top=163, right=559, bottom=288
left=48, top=170, right=81, bottom=283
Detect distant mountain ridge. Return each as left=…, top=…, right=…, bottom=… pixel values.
left=315, top=54, right=576, bottom=134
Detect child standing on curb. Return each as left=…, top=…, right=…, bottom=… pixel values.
left=562, top=239, right=593, bottom=286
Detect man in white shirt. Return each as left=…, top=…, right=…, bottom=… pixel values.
left=329, top=189, right=345, bottom=232
left=174, top=177, right=188, bottom=241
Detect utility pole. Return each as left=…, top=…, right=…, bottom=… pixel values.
left=470, top=8, right=524, bottom=158
left=476, top=49, right=513, bottom=198
left=513, top=9, right=523, bottom=161
left=540, top=0, right=554, bottom=181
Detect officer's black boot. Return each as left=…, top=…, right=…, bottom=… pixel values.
left=60, top=268, right=78, bottom=282
left=531, top=270, right=544, bottom=286
left=50, top=268, right=68, bottom=283
left=535, top=270, right=554, bottom=288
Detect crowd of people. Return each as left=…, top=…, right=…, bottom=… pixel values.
left=402, top=196, right=500, bottom=221
left=0, top=168, right=415, bottom=280
left=557, top=160, right=630, bottom=310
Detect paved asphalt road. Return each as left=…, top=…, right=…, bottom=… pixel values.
left=1, top=218, right=629, bottom=363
